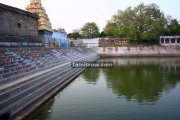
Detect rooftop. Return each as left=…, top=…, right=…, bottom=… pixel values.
left=0, top=3, right=38, bottom=19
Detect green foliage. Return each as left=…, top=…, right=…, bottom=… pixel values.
left=83, top=68, right=100, bottom=85
left=167, top=19, right=180, bottom=35
left=99, top=31, right=107, bottom=37
left=67, top=32, right=81, bottom=40
left=103, top=64, right=180, bottom=103
left=104, top=22, right=119, bottom=36
left=105, top=3, right=168, bottom=42
left=67, top=29, right=81, bottom=39
left=81, top=22, right=100, bottom=38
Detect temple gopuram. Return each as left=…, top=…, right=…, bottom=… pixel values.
left=26, top=0, right=53, bottom=48
left=99, top=37, right=129, bottom=47
left=26, top=0, right=52, bottom=31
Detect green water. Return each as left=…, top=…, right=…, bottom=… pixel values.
left=27, top=58, right=180, bottom=120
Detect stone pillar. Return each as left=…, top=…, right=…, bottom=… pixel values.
left=169, top=38, right=171, bottom=45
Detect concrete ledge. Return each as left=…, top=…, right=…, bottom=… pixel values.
left=99, top=54, right=180, bottom=57
left=12, top=68, right=85, bottom=120
left=0, top=54, right=98, bottom=120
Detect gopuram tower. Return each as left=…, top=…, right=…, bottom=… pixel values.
left=26, top=0, right=52, bottom=31
left=26, top=0, right=53, bottom=47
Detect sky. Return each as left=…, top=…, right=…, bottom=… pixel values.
left=0, top=0, right=180, bottom=33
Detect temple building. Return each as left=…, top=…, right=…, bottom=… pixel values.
left=26, top=0, right=53, bottom=47
left=0, top=3, right=41, bottom=47
left=52, top=30, right=69, bottom=48
left=0, top=1, right=69, bottom=48
left=26, top=0, right=52, bottom=31
left=160, top=36, right=180, bottom=46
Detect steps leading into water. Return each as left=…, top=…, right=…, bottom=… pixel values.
left=0, top=53, right=98, bottom=120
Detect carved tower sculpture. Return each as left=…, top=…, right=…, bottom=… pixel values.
left=26, top=0, right=52, bottom=31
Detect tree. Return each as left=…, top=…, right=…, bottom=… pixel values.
left=67, top=29, right=81, bottom=39
left=99, top=31, right=107, bottom=37
left=67, top=33, right=81, bottom=40
left=107, top=3, right=167, bottom=42
left=167, top=19, right=180, bottom=35
left=81, top=22, right=100, bottom=38
left=104, top=22, right=119, bottom=36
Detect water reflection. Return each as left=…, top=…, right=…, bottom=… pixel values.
left=100, top=57, right=180, bottom=66
left=159, top=64, right=180, bottom=73
left=102, top=58, right=180, bottom=104
left=82, top=68, right=100, bottom=84
left=27, top=98, right=55, bottom=120
left=26, top=57, right=180, bottom=120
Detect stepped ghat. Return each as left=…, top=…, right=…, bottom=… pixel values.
left=0, top=48, right=98, bottom=120
left=26, top=0, right=52, bottom=31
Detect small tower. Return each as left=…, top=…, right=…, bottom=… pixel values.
left=26, top=0, right=53, bottom=48
left=30, top=0, right=42, bottom=4
left=26, top=0, right=52, bottom=31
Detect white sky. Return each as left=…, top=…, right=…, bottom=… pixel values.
left=0, top=0, right=180, bottom=33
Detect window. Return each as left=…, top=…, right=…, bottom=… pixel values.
left=0, top=9, right=3, bottom=15
left=165, top=39, right=169, bottom=43
left=161, top=38, right=164, bottom=43
left=17, top=23, right=22, bottom=28
left=177, top=39, right=180, bottom=43
left=171, top=38, right=175, bottom=43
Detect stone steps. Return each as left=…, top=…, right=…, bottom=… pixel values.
left=0, top=64, right=70, bottom=98
left=0, top=67, right=79, bottom=116
left=0, top=53, right=98, bottom=120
